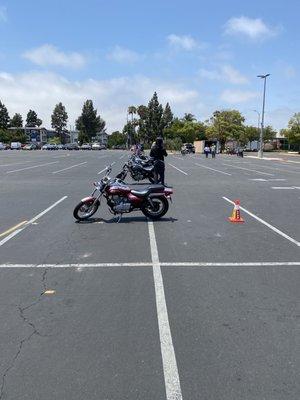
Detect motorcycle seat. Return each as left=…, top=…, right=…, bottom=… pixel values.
left=131, top=184, right=165, bottom=197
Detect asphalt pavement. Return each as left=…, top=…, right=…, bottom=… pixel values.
left=0, top=149, right=299, bottom=399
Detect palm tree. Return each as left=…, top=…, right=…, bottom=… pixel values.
left=127, top=106, right=137, bottom=146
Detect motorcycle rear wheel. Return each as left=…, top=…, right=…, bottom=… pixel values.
left=73, top=199, right=100, bottom=221
left=141, top=196, right=169, bottom=220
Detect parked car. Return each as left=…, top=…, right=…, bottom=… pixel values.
left=10, top=142, right=22, bottom=150
left=66, top=143, right=79, bottom=150
left=0, top=142, right=9, bottom=150
left=91, top=143, right=101, bottom=150
left=42, top=144, right=58, bottom=150
left=182, top=143, right=195, bottom=154
left=23, top=144, right=38, bottom=150
left=57, top=144, right=67, bottom=150
left=80, top=143, right=92, bottom=150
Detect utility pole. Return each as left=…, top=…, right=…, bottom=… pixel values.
left=257, top=74, right=270, bottom=158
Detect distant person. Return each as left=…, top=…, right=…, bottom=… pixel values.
left=210, top=144, right=216, bottom=158
left=150, top=137, right=168, bottom=186
left=204, top=145, right=210, bottom=158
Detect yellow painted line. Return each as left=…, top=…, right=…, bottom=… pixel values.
left=0, top=221, right=28, bottom=239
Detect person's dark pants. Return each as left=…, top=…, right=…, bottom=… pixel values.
left=154, top=160, right=165, bottom=185
left=205, top=151, right=208, bottom=158
left=212, top=151, right=216, bottom=158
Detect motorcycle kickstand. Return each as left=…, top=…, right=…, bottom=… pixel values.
left=116, top=214, right=122, bottom=223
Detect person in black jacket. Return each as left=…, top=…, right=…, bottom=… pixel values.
left=150, top=137, right=168, bottom=185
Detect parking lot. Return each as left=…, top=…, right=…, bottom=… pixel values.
left=0, top=149, right=299, bottom=399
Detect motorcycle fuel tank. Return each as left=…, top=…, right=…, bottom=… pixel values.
left=107, top=185, right=131, bottom=195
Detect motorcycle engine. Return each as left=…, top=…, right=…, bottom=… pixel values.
left=110, top=195, right=131, bottom=213
left=131, top=165, right=144, bottom=181
left=132, top=172, right=144, bottom=181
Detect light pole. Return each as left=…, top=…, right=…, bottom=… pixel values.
left=257, top=74, right=270, bottom=158
left=251, top=110, right=260, bottom=151
left=253, top=109, right=260, bottom=131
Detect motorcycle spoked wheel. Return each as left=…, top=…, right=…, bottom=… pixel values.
left=73, top=199, right=100, bottom=221
left=141, top=196, right=169, bottom=220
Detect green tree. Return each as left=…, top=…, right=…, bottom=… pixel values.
left=123, top=121, right=136, bottom=147
left=108, top=131, right=127, bottom=148
left=26, top=109, right=42, bottom=127
left=78, top=132, right=89, bottom=145
left=161, top=103, right=173, bottom=130
left=127, top=106, right=137, bottom=121
left=0, top=129, right=26, bottom=143
left=51, top=102, right=68, bottom=143
left=164, top=118, right=206, bottom=144
left=0, top=101, right=10, bottom=129
left=242, top=125, right=259, bottom=148
left=283, top=113, right=300, bottom=150
left=207, top=110, right=245, bottom=150
left=10, top=113, right=23, bottom=128
left=76, top=100, right=106, bottom=140
left=183, top=113, right=196, bottom=122
left=263, top=126, right=277, bottom=141
left=136, top=105, right=149, bottom=142
left=147, top=92, right=164, bottom=140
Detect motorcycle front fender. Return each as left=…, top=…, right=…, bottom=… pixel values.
left=81, top=196, right=95, bottom=203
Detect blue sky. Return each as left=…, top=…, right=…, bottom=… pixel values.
left=0, top=0, right=299, bottom=132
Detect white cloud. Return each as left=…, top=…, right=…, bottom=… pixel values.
left=224, top=16, right=278, bottom=40
left=0, top=71, right=199, bottom=133
left=167, top=34, right=203, bottom=51
left=23, top=44, right=86, bottom=69
left=220, top=89, right=258, bottom=103
left=107, top=46, right=141, bottom=64
left=222, top=65, right=249, bottom=84
left=199, top=64, right=248, bottom=85
left=0, top=6, right=7, bottom=22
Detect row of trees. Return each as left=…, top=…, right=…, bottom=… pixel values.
left=107, top=92, right=282, bottom=150
left=0, top=101, right=43, bottom=130
left=0, top=100, right=106, bottom=145
left=1, top=94, right=299, bottom=150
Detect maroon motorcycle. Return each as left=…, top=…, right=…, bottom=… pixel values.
left=73, top=165, right=173, bottom=222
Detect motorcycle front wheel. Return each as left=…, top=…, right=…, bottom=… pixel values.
left=141, top=196, right=169, bottom=220
left=73, top=199, right=100, bottom=221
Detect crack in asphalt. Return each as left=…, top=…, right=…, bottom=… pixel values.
left=0, top=268, right=51, bottom=399
left=0, top=223, right=77, bottom=398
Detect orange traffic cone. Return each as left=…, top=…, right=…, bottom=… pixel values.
left=228, top=200, right=244, bottom=223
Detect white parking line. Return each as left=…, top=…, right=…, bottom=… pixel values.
left=98, top=161, right=116, bottom=175
left=6, top=161, right=59, bottom=173
left=223, top=196, right=300, bottom=247
left=271, top=187, right=296, bottom=190
left=1, top=261, right=299, bottom=268
left=195, top=163, right=232, bottom=176
left=52, top=162, right=87, bottom=174
left=0, top=161, right=32, bottom=167
left=119, top=154, right=125, bottom=159
left=172, top=155, right=184, bottom=160
left=148, top=221, right=183, bottom=400
left=168, top=163, right=188, bottom=176
left=268, top=179, right=287, bottom=181
left=243, top=163, right=300, bottom=175
left=222, top=163, right=274, bottom=176
left=160, top=261, right=300, bottom=267
left=0, top=196, right=68, bottom=247
left=0, top=262, right=152, bottom=268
